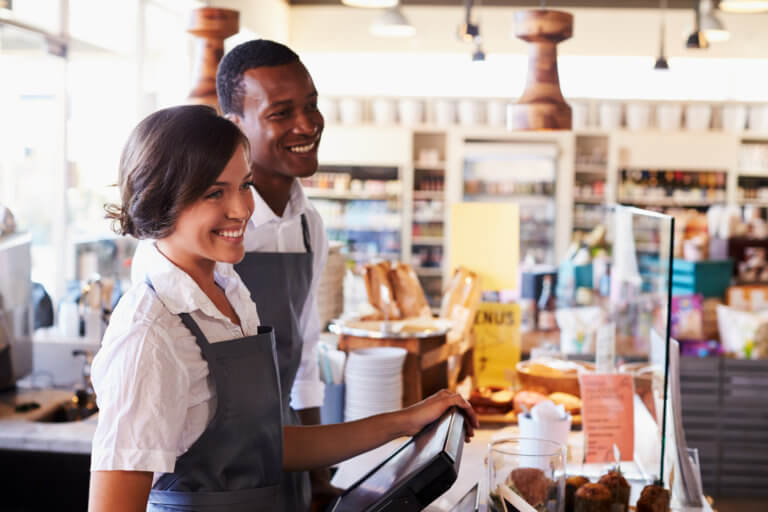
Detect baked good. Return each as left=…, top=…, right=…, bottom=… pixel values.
left=364, top=261, right=401, bottom=320
left=597, top=470, right=630, bottom=511
left=388, top=263, right=432, bottom=319
left=565, top=476, right=590, bottom=512
left=513, top=390, right=549, bottom=414
left=574, top=483, right=611, bottom=512
left=469, top=386, right=514, bottom=415
left=548, top=392, right=582, bottom=415
left=636, top=484, right=670, bottom=512
left=506, top=467, right=550, bottom=509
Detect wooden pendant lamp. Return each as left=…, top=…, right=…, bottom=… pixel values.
left=507, top=9, right=573, bottom=131
left=186, top=7, right=239, bottom=110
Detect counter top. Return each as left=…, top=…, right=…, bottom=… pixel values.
left=0, top=388, right=96, bottom=454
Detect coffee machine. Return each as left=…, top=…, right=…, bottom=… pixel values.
left=0, top=232, right=33, bottom=390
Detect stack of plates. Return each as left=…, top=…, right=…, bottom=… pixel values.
left=344, top=347, right=407, bottom=421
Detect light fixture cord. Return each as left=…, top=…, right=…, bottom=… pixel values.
left=660, top=0, right=667, bottom=57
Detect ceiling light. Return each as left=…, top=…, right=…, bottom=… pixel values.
left=719, top=0, right=768, bottom=12
left=370, top=7, right=415, bottom=38
left=654, top=0, right=670, bottom=70
left=342, top=0, right=399, bottom=7
left=686, top=1, right=709, bottom=49
left=699, top=0, right=730, bottom=42
left=457, top=0, right=480, bottom=43
left=472, top=44, right=486, bottom=62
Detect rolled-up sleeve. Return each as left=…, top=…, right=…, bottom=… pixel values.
left=289, top=214, right=328, bottom=411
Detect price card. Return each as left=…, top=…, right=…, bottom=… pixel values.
left=578, top=373, right=635, bottom=463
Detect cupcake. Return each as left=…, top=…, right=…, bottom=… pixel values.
left=636, top=484, right=670, bottom=512
left=598, top=470, right=630, bottom=511
left=566, top=476, right=590, bottom=512
left=574, top=483, right=612, bottom=512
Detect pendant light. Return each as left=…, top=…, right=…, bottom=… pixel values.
left=370, top=6, right=415, bottom=38
left=654, top=0, right=670, bottom=70
left=457, top=0, right=480, bottom=42
left=507, top=5, right=573, bottom=130
left=685, top=0, right=709, bottom=49
left=343, top=0, right=398, bottom=7
left=187, top=7, right=239, bottom=110
left=699, top=0, right=730, bottom=42
left=472, top=42, right=486, bottom=62
left=719, top=0, right=768, bottom=12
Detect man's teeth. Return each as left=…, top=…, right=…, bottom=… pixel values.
left=217, top=227, right=244, bottom=238
left=288, top=141, right=316, bottom=153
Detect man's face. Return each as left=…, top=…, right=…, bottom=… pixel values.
left=233, top=61, right=324, bottom=180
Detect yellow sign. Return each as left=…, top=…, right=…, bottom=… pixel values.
left=450, top=202, right=519, bottom=291
left=473, top=302, right=521, bottom=388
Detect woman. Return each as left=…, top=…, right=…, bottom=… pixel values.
left=89, top=104, right=477, bottom=512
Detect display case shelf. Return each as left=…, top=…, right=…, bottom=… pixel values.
left=305, top=188, right=399, bottom=201
left=412, top=236, right=443, bottom=246
left=413, top=190, right=444, bottom=200
left=574, top=196, right=604, bottom=204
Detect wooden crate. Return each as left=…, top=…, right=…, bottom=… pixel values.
left=338, top=333, right=473, bottom=407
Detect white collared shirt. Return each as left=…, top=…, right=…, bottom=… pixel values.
left=91, top=243, right=261, bottom=476
left=130, top=181, right=327, bottom=410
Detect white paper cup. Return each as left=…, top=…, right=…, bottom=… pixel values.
left=398, top=98, right=424, bottom=125
left=517, top=413, right=572, bottom=457
left=486, top=100, right=506, bottom=127
left=372, top=98, right=396, bottom=125
left=722, top=104, right=747, bottom=133
left=434, top=99, right=457, bottom=125
left=626, top=102, right=651, bottom=131
left=571, top=101, right=589, bottom=130
left=748, top=104, right=768, bottom=132
left=339, top=98, right=363, bottom=125
left=685, top=104, right=712, bottom=131
left=317, top=97, right=338, bottom=124
left=458, top=99, right=482, bottom=126
left=658, top=103, right=682, bottom=131
left=599, top=102, right=622, bottom=130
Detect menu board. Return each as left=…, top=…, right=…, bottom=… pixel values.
left=579, top=374, right=635, bottom=463
left=472, top=302, right=521, bottom=388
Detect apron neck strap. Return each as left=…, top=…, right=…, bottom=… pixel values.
left=300, top=213, right=312, bottom=254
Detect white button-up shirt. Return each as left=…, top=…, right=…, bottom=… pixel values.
left=91, top=243, right=261, bottom=476
left=131, top=182, right=328, bottom=410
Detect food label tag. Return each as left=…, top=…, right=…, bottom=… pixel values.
left=595, top=322, right=616, bottom=374
left=578, top=373, right=635, bottom=463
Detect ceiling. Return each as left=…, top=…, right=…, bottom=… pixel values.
left=289, top=0, right=698, bottom=8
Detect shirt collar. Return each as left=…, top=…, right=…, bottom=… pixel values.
left=144, top=242, right=247, bottom=322
left=249, top=180, right=309, bottom=229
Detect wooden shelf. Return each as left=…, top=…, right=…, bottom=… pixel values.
left=305, top=188, right=398, bottom=200
left=413, top=190, right=444, bottom=200
left=412, top=214, right=444, bottom=223
left=619, top=197, right=724, bottom=207
left=325, top=225, right=400, bottom=232
left=413, top=266, right=443, bottom=277
left=573, top=196, right=604, bottom=204
left=414, top=161, right=446, bottom=171
left=412, top=236, right=443, bottom=246
left=574, top=163, right=607, bottom=174
left=737, top=169, right=768, bottom=177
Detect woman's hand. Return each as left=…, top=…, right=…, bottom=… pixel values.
left=397, top=389, right=479, bottom=442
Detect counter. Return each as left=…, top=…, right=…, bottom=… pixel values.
left=0, top=388, right=96, bottom=454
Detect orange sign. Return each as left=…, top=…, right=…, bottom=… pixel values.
left=579, top=374, right=635, bottom=463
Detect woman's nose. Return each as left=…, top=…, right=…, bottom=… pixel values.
left=228, top=191, right=253, bottom=220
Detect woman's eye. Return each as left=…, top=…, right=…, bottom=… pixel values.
left=205, top=190, right=223, bottom=199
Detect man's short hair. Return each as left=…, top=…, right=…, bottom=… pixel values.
left=217, top=39, right=300, bottom=116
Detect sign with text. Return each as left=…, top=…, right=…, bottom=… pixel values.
left=450, top=202, right=519, bottom=291
left=579, top=373, right=635, bottom=462
left=473, top=302, right=521, bottom=388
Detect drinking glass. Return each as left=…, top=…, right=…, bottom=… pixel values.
left=487, top=437, right=565, bottom=512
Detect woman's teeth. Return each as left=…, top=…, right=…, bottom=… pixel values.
left=288, top=141, right=316, bottom=153
left=216, top=227, right=244, bottom=238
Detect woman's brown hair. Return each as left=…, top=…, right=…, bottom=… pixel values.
left=105, top=104, right=249, bottom=239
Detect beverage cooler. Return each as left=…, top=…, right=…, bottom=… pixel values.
left=462, top=142, right=560, bottom=266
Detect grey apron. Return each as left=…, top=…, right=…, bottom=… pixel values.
left=234, top=213, right=314, bottom=512
left=146, top=310, right=284, bottom=512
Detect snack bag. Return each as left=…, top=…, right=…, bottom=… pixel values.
left=363, top=261, right=401, bottom=320
left=388, top=263, right=432, bottom=319
left=441, top=266, right=482, bottom=344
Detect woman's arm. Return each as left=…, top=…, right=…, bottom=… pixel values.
left=283, top=390, right=478, bottom=471
left=88, top=470, right=153, bottom=512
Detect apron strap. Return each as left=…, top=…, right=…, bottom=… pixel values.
left=300, top=213, right=312, bottom=254
left=145, top=276, right=212, bottom=352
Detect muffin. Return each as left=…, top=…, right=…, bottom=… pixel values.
left=636, top=484, right=670, bottom=512
left=506, top=467, right=551, bottom=509
left=598, top=470, right=630, bottom=511
left=565, top=476, right=590, bottom=512
left=574, top=483, right=612, bottom=512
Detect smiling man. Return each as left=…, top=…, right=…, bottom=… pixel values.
left=216, top=40, right=334, bottom=512
left=129, top=40, right=335, bottom=511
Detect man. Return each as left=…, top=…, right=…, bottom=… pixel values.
left=132, top=40, right=336, bottom=511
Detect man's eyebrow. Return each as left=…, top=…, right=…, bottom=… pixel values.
left=267, top=99, right=293, bottom=109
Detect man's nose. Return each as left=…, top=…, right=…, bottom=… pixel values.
left=295, top=111, right=320, bottom=135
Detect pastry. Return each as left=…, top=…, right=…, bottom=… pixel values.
left=598, top=470, right=630, bottom=511
left=548, top=392, right=582, bottom=415
left=565, top=476, right=589, bottom=512
left=513, top=390, right=549, bottom=414
left=388, top=263, right=432, bottom=319
left=574, top=483, right=611, bottom=512
left=506, top=467, right=550, bottom=509
left=636, top=484, right=670, bottom=512
left=469, top=386, right=514, bottom=414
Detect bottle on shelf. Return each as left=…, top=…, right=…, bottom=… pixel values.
left=536, top=275, right=557, bottom=331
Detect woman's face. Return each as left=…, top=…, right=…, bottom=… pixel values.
left=158, top=145, right=254, bottom=272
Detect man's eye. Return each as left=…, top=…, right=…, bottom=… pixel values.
left=270, top=110, right=289, bottom=118
left=205, top=190, right=223, bottom=199
left=307, top=102, right=318, bottom=112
